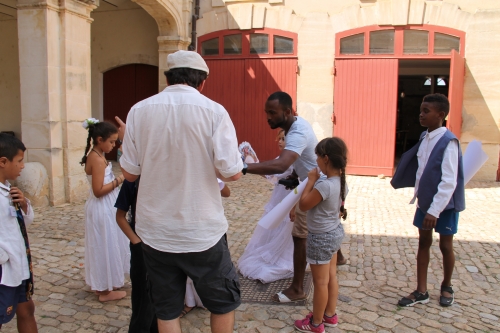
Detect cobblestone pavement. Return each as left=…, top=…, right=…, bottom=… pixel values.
left=2, top=174, right=500, bottom=333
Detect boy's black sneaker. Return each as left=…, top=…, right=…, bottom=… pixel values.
left=398, top=290, right=429, bottom=307
left=439, top=285, right=454, bottom=307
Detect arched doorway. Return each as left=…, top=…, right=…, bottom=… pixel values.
left=103, top=63, right=158, bottom=160
left=198, top=28, right=298, bottom=161
left=333, top=25, right=465, bottom=176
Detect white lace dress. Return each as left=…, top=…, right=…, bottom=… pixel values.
left=238, top=163, right=294, bottom=283
left=84, top=162, right=130, bottom=291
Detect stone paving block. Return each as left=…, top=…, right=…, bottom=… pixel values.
left=374, top=316, right=399, bottom=329
left=256, top=326, right=276, bottom=333
left=392, top=324, right=419, bottom=333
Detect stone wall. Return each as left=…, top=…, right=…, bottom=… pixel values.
left=17, top=0, right=96, bottom=205
left=0, top=19, right=21, bottom=137
left=13, top=162, right=50, bottom=207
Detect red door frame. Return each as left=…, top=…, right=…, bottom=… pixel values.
left=198, top=28, right=298, bottom=60
left=448, top=50, right=465, bottom=139
left=335, top=24, right=465, bottom=59
left=334, top=25, right=466, bottom=175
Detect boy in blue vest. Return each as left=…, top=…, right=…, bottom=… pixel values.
left=391, top=93, right=465, bottom=307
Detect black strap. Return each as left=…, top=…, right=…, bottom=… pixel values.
left=441, top=285, right=454, bottom=294
left=15, top=206, right=34, bottom=300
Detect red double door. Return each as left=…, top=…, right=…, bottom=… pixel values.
left=202, top=58, right=297, bottom=161
left=334, top=51, right=464, bottom=176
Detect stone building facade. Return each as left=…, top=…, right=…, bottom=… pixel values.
left=0, top=0, right=499, bottom=205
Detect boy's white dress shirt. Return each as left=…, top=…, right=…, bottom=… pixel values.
left=0, top=181, right=34, bottom=287
left=412, top=127, right=459, bottom=218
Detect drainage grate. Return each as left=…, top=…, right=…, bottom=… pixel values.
left=239, top=273, right=313, bottom=306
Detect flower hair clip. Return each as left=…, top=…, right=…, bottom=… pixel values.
left=82, top=118, right=99, bottom=129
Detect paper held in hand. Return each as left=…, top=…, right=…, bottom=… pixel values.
left=462, top=140, right=489, bottom=185
left=239, top=141, right=259, bottom=163
left=258, top=178, right=308, bottom=229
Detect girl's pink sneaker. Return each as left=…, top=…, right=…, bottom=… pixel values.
left=305, top=312, right=338, bottom=327
left=294, top=317, right=325, bottom=333
left=322, top=313, right=338, bottom=327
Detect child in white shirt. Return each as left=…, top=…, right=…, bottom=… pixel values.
left=0, top=133, right=37, bottom=332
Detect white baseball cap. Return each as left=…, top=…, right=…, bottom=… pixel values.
left=167, top=50, right=209, bottom=74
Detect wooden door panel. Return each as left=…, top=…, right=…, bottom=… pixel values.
left=447, top=50, right=464, bottom=139
left=103, top=64, right=136, bottom=124
left=244, top=58, right=297, bottom=161
left=203, top=58, right=297, bottom=162
left=103, top=64, right=158, bottom=160
left=334, top=59, right=398, bottom=176
left=202, top=59, right=246, bottom=147
left=135, top=64, right=159, bottom=102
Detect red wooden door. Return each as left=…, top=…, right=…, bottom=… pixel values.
left=447, top=50, right=465, bottom=139
left=333, top=59, right=399, bottom=176
left=202, top=58, right=297, bottom=161
left=203, top=59, right=246, bottom=147
left=103, top=64, right=158, bottom=160
left=243, top=58, right=297, bottom=161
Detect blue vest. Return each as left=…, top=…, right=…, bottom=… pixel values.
left=391, top=129, right=465, bottom=214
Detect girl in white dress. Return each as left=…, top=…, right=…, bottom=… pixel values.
left=238, top=130, right=295, bottom=283
left=80, top=119, right=130, bottom=302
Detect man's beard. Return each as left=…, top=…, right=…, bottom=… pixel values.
left=269, top=115, right=286, bottom=129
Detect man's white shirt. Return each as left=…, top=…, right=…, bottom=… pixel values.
left=120, top=85, right=243, bottom=253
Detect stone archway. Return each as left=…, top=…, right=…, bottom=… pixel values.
left=16, top=0, right=191, bottom=205
left=131, top=0, right=191, bottom=90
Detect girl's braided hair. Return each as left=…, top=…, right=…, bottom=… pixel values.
left=315, top=137, right=348, bottom=220
left=80, top=121, right=118, bottom=165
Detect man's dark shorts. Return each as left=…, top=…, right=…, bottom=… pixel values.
left=0, top=279, right=29, bottom=325
left=142, top=235, right=241, bottom=320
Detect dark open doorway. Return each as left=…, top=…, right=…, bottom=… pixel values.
left=395, top=60, right=450, bottom=161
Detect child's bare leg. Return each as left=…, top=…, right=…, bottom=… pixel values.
left=310, top=262, right=330, bottom=325
left=439, top=234, right=455, bottom=296
left=415, top=229, right=433, bottom=293
left=398, top=229, right=433, bottom=306
left=16, top=300, right=38, bottom=333
left=325, top=253, right=338, bottom=317
left=403, top=229, right=433, bottom=300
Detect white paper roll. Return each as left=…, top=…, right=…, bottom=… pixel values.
left=462, top=140, right=489, bottom=185
left=258, top=177, right=308, bottom=229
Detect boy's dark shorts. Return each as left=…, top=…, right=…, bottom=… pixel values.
left=142, top=235, right=240, bottom=321
left=413, top=208, right=459, bottom=235
left=0, top=280, right=29, bottom=324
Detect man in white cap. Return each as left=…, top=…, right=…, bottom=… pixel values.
left=119, top=50, right=243, bottom=333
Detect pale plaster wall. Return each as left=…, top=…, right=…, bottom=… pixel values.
left=90, top=6, right=160, bottom=120
left=199, top=0, right=500, bottom=180
left=0, top=19, right=21, bottom=137
left=460, top=8, right=500, bottom=180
